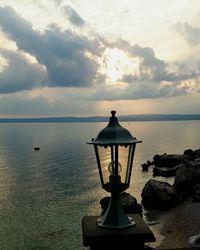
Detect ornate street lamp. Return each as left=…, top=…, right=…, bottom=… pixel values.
left=88, top=110, right=141, bottom=230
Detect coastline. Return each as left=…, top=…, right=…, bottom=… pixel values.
left=145, top=199, right=200, bottom=249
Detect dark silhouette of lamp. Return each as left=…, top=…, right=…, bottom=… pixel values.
left=88, top=110, right=141, bottom=229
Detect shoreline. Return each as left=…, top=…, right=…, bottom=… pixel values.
left=144, top=199, right=200, bottom=249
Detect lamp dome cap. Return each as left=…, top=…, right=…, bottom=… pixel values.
left=88, top=111, right=141, bottom=145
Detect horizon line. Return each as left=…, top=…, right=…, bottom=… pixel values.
left=0, top=113, right=200, bottom=123
left=0, top=113, right=200, bottom=119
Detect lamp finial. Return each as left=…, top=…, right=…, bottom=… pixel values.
left=111, top=110, right=116, bottom=117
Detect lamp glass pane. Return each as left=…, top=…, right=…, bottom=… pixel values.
left=118, top=145, right=129, bottom=184
left=125, top=144, right=136, bottom=185
left=96, top=144, right=136, bottom=186
left=97, top=146, right=111, bottom=185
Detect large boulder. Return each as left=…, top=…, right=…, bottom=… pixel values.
left=183, top=148, right=194, bottom=156
left=173, top=160, right=200, bottom=197
left=141, top=179, right=179, bottom=210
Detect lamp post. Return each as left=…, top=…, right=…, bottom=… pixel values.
left=88, top=110, right=141, bottom=230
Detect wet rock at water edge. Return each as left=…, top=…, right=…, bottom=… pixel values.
left=141, top=179, right=179, bottom=210
left=153, top=153, right=189, bottom=168
left=141, top=161, right=153, bottom=171
left=153, top=165, right=179, bottom=177
left=184, top=148, right=200, bottom=160
left=183, top=148, right=194, bottom=156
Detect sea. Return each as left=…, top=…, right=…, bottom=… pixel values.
left=0, top=120, right=199, bottom=250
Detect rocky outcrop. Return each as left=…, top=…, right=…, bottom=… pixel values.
left=141, top=149, right=200, bottom=210
left=141, top=179, right=179, bottom=210
left=184, top=148, right=200, bottom=160
left=141, top=148, right=200, bottom=178
left=153, top=153, right=189, bottom=168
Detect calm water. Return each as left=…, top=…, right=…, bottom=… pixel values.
left=0, top=121, right=199, bottom=250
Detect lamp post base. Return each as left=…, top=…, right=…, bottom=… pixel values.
left=97, top=216, right=136, bottom=229
left=98, top=184, right=136, bottom=229
left=82, top=214, right=156, bottom=250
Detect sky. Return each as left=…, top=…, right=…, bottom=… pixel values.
left=0, top=0, right=200, bottom=117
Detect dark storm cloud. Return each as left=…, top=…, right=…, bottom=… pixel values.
left=0, top=6, right=101, bottom=93
left=0, top=49, right=46, bottom=93
left=63, top=5, right=85, bottom=26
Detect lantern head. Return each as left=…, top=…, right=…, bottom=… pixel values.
left=88, top=110, right=141, bottom=191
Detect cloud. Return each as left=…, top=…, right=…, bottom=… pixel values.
left=175, top=22, right=200, bottom=46
left=0, top=5, right=199, bottom=102
left=91, top=39, right=200, bottom=100
left=63, top=5, right=85, bottom=27
left=0, top=89, right=98, bottom=116
left=0, top=49, right=47, bottom=93
left=0, top=6, right=102, bottom=93
left=115, top=40, right=198, bottom=81
left=90, top=80, right=187, bottom=101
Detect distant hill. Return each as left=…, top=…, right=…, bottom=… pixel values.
left=0, top=114, right=200, bottom=123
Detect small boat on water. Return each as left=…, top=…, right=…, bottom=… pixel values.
left=34, top=147, right=40, bottom=151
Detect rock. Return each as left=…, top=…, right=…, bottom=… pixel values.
left=184, top=149, right=200, bottom=161
left=140, top=149, right=200, bottom=209
left=141, top=179, right=179, bottom=210
left=183, top=148, right=194, bottom=155
left=173, top=160, right=200, bottom=197
left=99, top=192, right=143, bottom=216
left=192, top=184, right=200, bottom=202
left=189, top=234, right=200, bottom=247
left=141, top=163, right=149, bottom=171
left=141, top=161, right=153, bottom=171
left=153, top=153, right=189, bottom=168
left=194, top=149, right=200, bottom=157
left=153, top=166, right=179, bottom=177
left=146, top=220, right=158, bottom=226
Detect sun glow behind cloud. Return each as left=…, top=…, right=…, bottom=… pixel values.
left=101, top=47, right=139, bottom=84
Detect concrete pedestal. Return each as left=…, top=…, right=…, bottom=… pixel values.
left=82, top=214, right=156, bottom=250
